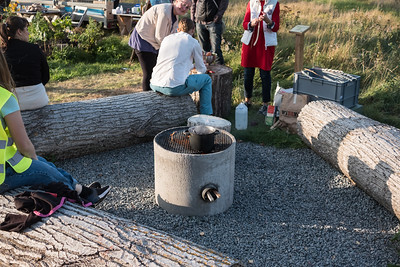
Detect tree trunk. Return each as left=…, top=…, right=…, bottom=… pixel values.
left=191, top=65, right=233, bottom=118
left=22, top=92, right=197, bottom=160
left=297, top=100, right=400, bottom=219
left=0, top=189, right=240, bottom=266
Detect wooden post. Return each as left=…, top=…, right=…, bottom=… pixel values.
left=190, top=65, right=233, bottom=118
left=289, top=25, right=310, bottom=73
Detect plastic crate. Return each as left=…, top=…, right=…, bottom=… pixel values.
left=293, top=68, right=360, bottom=108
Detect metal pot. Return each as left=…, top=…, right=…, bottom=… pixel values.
left=185, top=126, right=219, bottom=153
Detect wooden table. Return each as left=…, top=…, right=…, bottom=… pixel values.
left=17, top=9, right=62, bottom=23
left=116, top=13, right=141, bottom=35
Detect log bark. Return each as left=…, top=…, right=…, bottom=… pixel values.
left=297, top=100, right=400, bottom=219
left=191, top=65, right=233, bottom=118
left=0, top=189, right=240, bottom=266
left=22, top=91, right=197, bottom=160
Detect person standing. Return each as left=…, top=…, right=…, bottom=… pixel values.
left=128, top=0, right=192, bottom=91
left=150, top=18, right=213, bottom=115
left=241, top=0, right=280, bottom=115
left=191, top=0, right=228, bottom=65
left=0, top=16, right=50, bottom=111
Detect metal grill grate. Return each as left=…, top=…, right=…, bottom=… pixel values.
left=155, top=127, right=233, bottom=154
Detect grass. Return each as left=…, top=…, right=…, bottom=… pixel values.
left=228, top=105, right=306, bottom=148
left=46, top=0, right=400, bottom=146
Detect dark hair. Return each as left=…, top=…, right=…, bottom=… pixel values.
left=0, top=16, right=29, bottom=51
left=0, top=51, right=15, bottom=92
left=178, top=17, right=195, bottom=33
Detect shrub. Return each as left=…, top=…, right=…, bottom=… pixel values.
left=96, top=35, right=131, bottom=63
left=50, top=45, right=93, bottom=62
left=28, top=12, right=53, bottom=43
left=76, top=18, right=103, bottom=52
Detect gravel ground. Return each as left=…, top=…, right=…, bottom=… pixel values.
left=57, top=141, right=400, bottom=266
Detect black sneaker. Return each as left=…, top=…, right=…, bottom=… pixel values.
left=87, top=181, right=101, bottom=189
left=258, top=105, right=268, bottom=116
left=84, top=186, right=111, bottom=207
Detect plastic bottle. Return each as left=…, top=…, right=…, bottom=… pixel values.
left=235, top=103, right=248, bottom=130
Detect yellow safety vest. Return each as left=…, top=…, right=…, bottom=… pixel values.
left=0, top=87, right=32, bottom=185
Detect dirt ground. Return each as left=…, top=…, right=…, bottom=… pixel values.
left=46, top=68, right=143, bottom=104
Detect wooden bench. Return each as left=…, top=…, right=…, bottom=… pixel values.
left=297, top=100, right=400, bottom=220
left=22, top=91, right=197, bottom=160
left=0, top=188, right=240, bottom=266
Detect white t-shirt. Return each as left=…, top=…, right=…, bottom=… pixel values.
left=150, top=31, right=207, bottom=88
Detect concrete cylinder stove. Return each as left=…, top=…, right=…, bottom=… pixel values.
left=154, top=126, right=236, bottom=216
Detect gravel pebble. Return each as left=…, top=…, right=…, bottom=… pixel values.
left=56, top=142, right=400, bottom=266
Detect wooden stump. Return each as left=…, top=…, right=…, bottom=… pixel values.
left=191, top=65, right=233, bottom=118
left=297, top=100, right=400, bottom=219
left=22, top=91, right=197, bottom=160
left=0, top=189, right=240, bottom=266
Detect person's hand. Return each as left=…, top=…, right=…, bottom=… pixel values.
left=250, top=18, right=260, bottom=27
left=261, top=11, right=272, bottom=25
left=213, top=15, right=220, bottom=23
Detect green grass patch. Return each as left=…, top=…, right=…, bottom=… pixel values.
left=49, top=61, right=136, bottom=82
left=227, top=105, right=306, bottom=149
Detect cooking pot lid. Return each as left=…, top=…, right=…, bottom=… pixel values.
left=189, top=125, right=217, bottom=135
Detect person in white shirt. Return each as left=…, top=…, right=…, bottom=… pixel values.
left=150, top=17, right=213, bottom=115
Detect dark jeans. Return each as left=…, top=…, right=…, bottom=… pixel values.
left=196, top=21, right=224, bottom=65
left=135, top=49, right=158, bottom=91
left=244, top=67, right=271, bottom=103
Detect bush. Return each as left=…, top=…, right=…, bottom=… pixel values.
left=96, top=35, right=131, bottom=63
left=28, top=12, right=54, bottom=43
left=50, top=45, right=93, bottom=63
left=75, top=18, right=104, bottom=52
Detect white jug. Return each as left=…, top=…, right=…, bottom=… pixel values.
left=235, top=103, right=248, bottom=130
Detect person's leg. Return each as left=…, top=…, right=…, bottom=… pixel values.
left=207, top=21, right=224, bottom=65
left=151, top=75, right=212, bottom=114
left=196, top=23, right=211, bottom=52
left=260, top=69, right=271, bottom=104
left=135, top=49, right=158, bottom=91
left=184, top=74, right=213, bottom=114
left=244, top=67, right=255, bottom=102
left=0, top=156, right=78, bottom=194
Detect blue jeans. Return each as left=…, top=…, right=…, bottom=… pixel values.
left=151, top=74, right=213, bottom=115
left=196, top=21, right=224, bottom=65
left=244, top=67, right=271, bottom=103
left=0, top=156, right=78, bottom=194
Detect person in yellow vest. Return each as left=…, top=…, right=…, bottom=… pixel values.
left=0, top=51, right=110, bottom=206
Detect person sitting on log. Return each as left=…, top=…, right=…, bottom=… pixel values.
left=128, top=0, right=192, bottom=91
left=150, top=17, right=213, bottom=115
left=0, top=51, right=111, bottom=206
left=0, top=16, right=49, bottom=111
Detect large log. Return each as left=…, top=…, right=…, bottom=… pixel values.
left=22, top=91, right=197, bottom=160
left=0, top=189, right=240, bottom=266
left=297, top=100, right=400, bottom=219
left=191, top=65, right=233, bottom=118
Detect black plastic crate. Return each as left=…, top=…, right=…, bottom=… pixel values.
left=293, top=68, right=360, bottom=108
